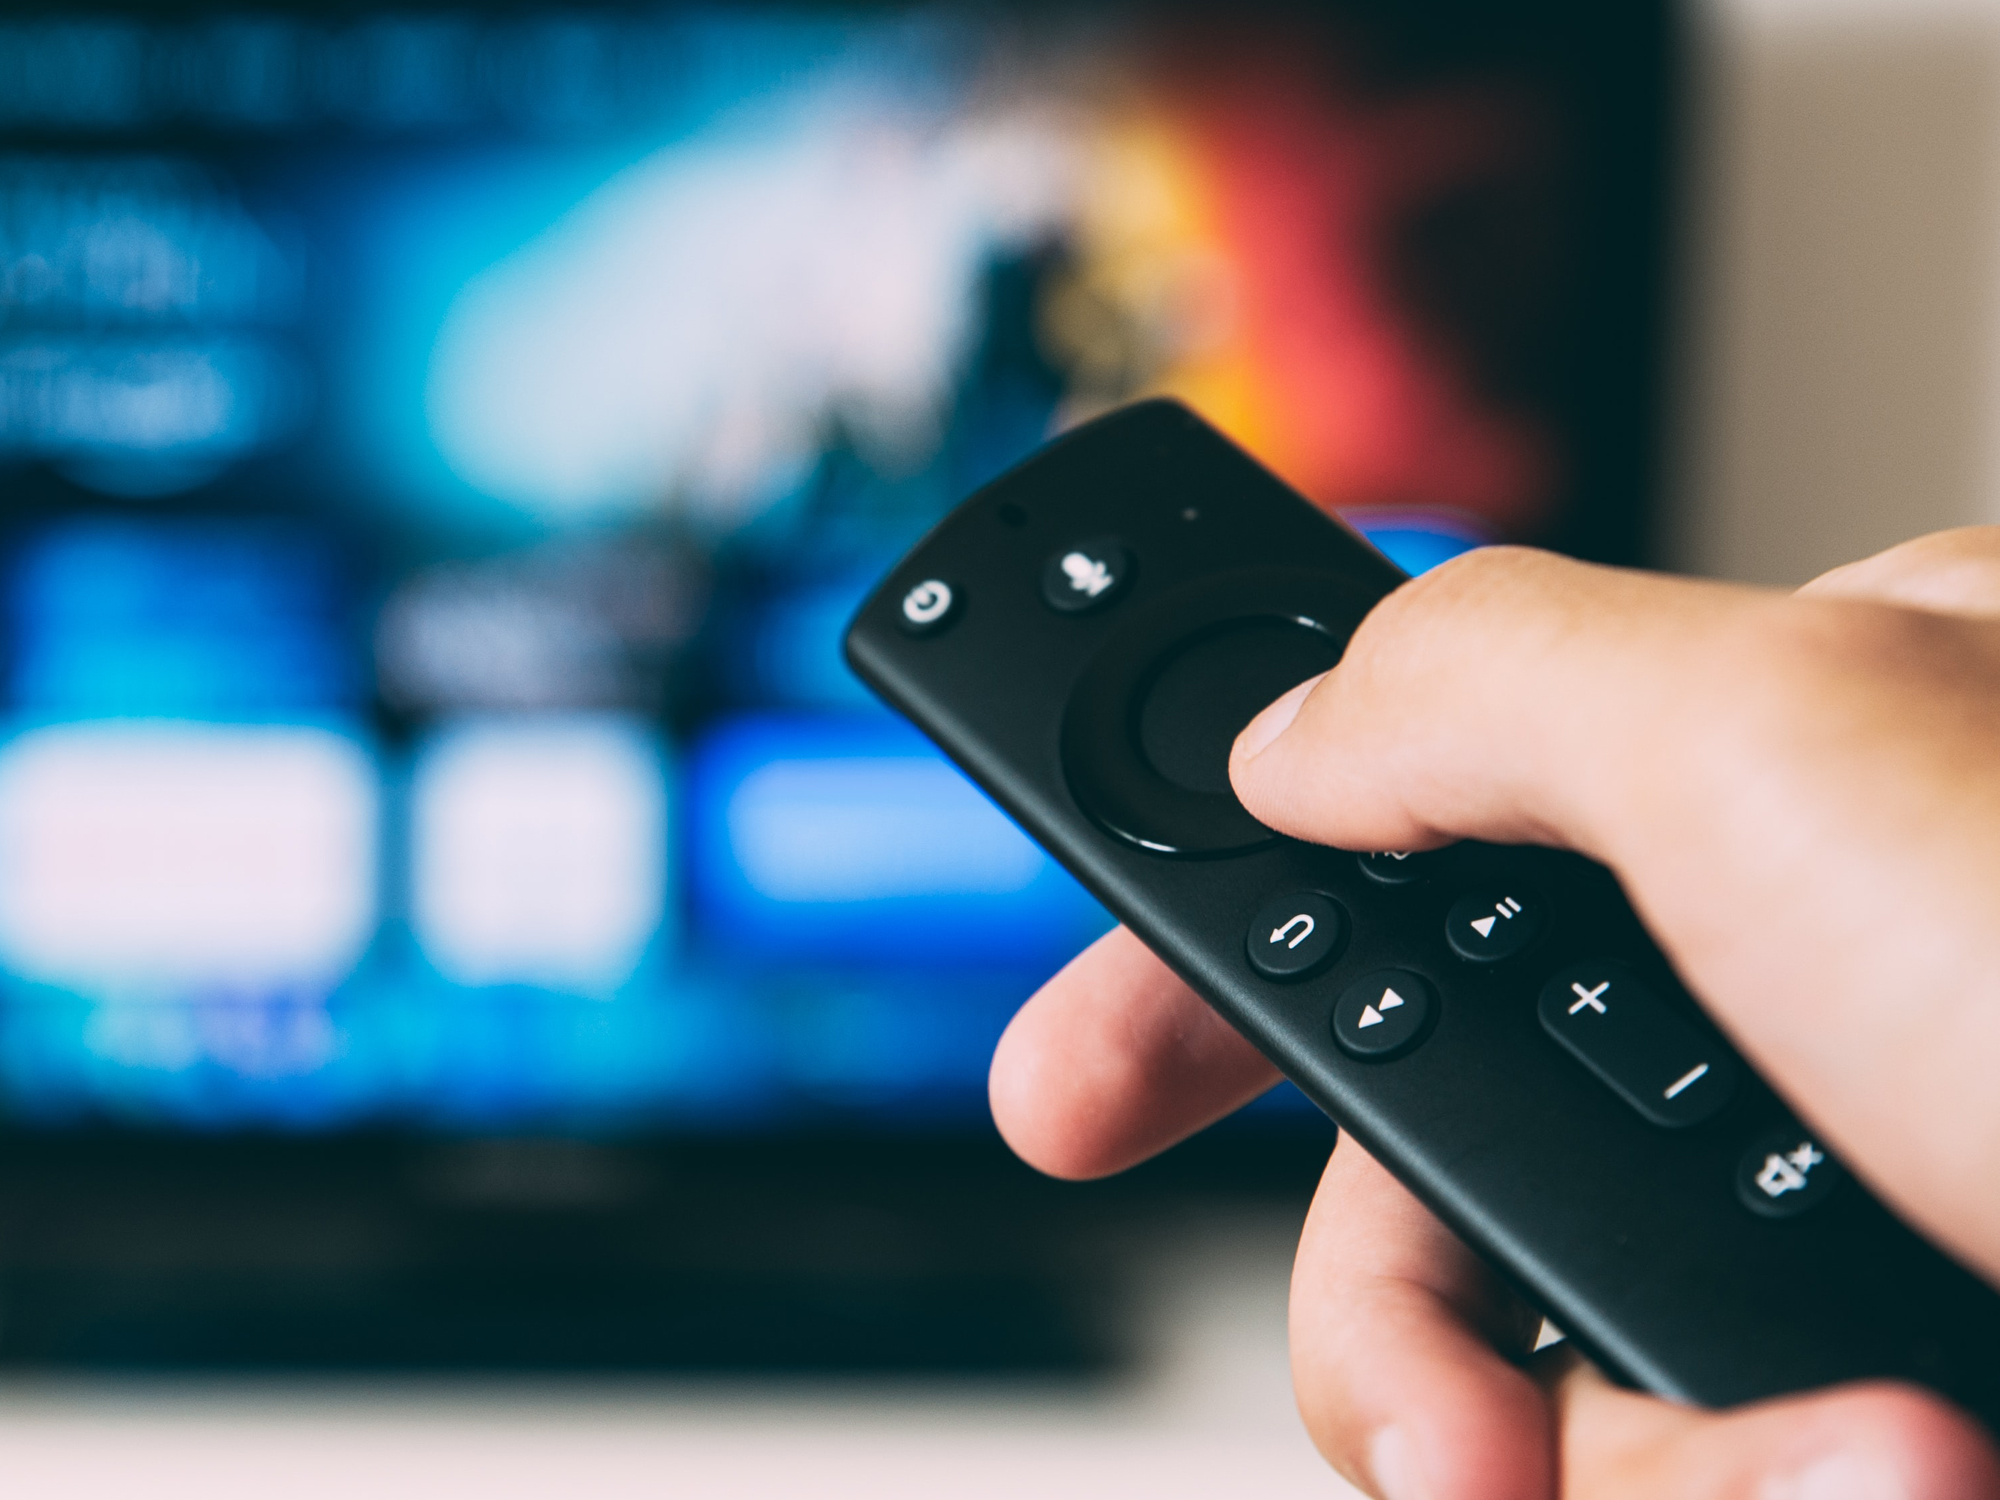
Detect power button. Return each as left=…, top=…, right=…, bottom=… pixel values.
left=897, top=579, right=959, bottom=636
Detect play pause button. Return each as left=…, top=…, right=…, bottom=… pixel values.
left=1332, top=969, right=1437, bottom=1061
left=1446, top=888, right=1544, bottom=962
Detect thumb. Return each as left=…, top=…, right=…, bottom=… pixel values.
left=1545, top=1359, right=2000, bottom=1500
left=1226, top=545, right=1771, bottom=861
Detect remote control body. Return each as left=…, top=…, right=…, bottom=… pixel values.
left=845, top=400, right=2000, bottom=1422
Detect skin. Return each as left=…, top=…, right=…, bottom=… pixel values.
left=988, top=528, right=2000, bottom=1499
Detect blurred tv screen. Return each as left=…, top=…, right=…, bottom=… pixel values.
left=0, top=2, right=1670, bottom=1134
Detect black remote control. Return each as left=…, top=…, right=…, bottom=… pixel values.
left=845, top=399, right=2000, bottom=1423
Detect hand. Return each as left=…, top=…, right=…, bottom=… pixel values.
left=989, top=529, right=2000, bottom=1498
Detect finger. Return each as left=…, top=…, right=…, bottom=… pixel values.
left=988, top=925, right=1280, bottom=1179
left=1223, top=544, right=2000, bottom=1275
left=1290, top=1133, right=1552, bottom=1500
left=1800, top=526, right=2000, bottom=617
left=1227, top=544, right=1774, bottom=858
left=1545, top=1357, right=2000, bottom=1500
left=1291, top=1133, right=2000, bottom=1500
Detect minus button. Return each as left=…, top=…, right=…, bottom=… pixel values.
left=1663, top=1062, right=1711, bottom=1100
left=1537, top=961, right=1739, bottom=1128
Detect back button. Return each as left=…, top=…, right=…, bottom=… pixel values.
left=1333, top=970, right=1437, bottom=1061
left=1246, top=892, right=1346, bottom=981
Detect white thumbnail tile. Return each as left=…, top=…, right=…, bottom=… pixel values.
left=410, top=718, right=665, bottom=992
left=0, top=722, right=378, bottom=997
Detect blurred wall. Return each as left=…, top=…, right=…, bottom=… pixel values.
left=1672, top=0, right=2000, bottom=583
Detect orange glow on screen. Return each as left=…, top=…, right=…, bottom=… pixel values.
left=1049, top=35, right=1558, bottom=537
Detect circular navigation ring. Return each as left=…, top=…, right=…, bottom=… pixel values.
left=1059, top=569, right=1379, bottom=857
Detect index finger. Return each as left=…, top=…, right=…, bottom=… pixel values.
left=989, top=924, right=1281, bottom=1179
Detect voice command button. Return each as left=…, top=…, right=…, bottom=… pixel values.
left=1040, top=538, right=1133, bottom=614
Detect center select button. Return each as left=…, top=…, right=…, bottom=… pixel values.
left=1139, top=619, right=1342, bottom=795
left=1245, top=891, right=1347, bottom=981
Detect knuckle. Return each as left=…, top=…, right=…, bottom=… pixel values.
left=1750, top=596, right=1988, bottom=701
left=1367, top=543, right=1554, bottom=628
left=1780, top=596, right=1940, bottom=662
left=1338, top=545, right=1542, bottom=688
left=1807, top=525, right=2000, bottom=602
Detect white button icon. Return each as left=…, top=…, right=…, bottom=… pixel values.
left=1663, top=1062, right=1711, bottom=1100
left=1060, top=551, right=1114, bottom=597
left=1469, top=895, right=1523, bottom=940
left=1270, top=913, right=1315, bottom=950
left=1357, top=986, right=1408, bottom=1029
left=1754, top=1140, right=1826, bottom=1198
left=901, top=579, right=954, bottom=626
left=1568, top=979, right=1610, bottom=1016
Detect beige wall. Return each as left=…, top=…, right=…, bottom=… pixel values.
left=1670, top=0, right=2000, bottom=583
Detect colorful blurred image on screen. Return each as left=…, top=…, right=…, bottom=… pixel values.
left=0, top=5, right=1625, bottom=1131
